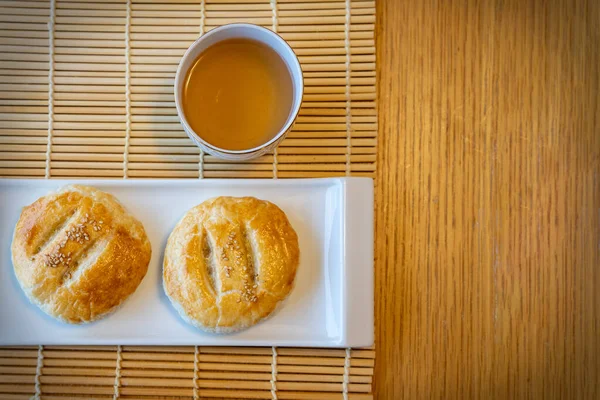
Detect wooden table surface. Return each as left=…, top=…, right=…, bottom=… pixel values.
left=374, top=0, right=599, bottom=398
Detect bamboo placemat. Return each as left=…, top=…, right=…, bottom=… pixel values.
left=0, top=0, right=377, bottom=398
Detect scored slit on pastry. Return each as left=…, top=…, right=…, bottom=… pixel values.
left=31, top=208, right=78, bottom=257
left=36, top=210, right=107, bottom=273
left=61, top=236, right=109, bottom=285
left=240, top=224, right=260, bottom=287
left=221, top=225, right=258, bottom=305
left=201, top=226, right=227, bottom=327
left=201, top=228, right=218, bottom=296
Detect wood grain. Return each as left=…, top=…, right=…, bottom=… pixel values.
left=374, top=0, right=599, bottom=398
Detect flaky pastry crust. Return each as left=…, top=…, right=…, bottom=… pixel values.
left=11, top=185, right=151, bottom=324
left=163, top=196, right=299, bottom=333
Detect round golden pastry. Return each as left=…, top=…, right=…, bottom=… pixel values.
left=163, top=196, right=300, bottom=333
left=11, top=185, right=151, bottom=324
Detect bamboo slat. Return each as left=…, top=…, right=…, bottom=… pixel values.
left=0, top=346, right=375, bottom=399
left=0, top=0, right=377, bottom=398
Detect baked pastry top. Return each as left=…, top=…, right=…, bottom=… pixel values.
left=163, top=196, right=299, bottom=333
left=11, top=185, right=151, bottom=324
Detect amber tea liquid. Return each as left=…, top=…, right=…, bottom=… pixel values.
left=182, top=38, right=294, bottom=151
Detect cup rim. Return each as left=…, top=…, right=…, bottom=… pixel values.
left=174, top=23, right=304, bottom=155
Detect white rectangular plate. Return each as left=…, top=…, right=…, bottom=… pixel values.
left=0, top=178, right=373, bottom=347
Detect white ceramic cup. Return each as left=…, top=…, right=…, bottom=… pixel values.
left=174, top=23, right=303, bottom=161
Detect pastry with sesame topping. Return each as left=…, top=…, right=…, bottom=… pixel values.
left=163, top=196, right=299, bottom=333
left=11, top=185, right=151, bottom=324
